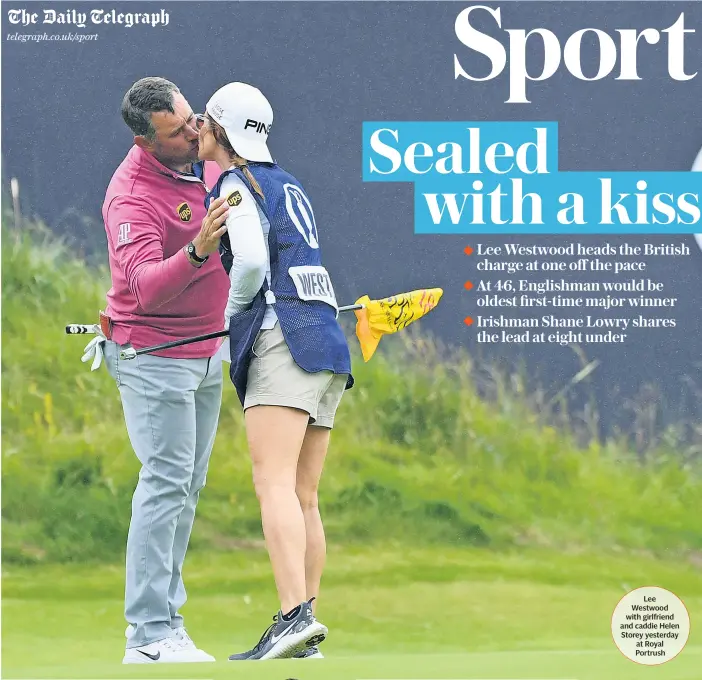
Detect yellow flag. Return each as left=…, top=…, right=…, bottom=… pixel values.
left=353, top=288, right=443, bottom=361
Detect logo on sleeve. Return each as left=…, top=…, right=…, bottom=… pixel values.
left=117, top=223, right=132, bottom=246
left=226, top=191, right=242, bottom=207
left=177, top=202, right=192, bottom=222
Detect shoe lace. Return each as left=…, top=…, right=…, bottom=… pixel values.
left=241, top=599, right=317, bottom=654
left=174, top=627, right=193, bottom=647
left=160, top=637, right=182, bottom=652
left=251, top=614, right=278, bottom=652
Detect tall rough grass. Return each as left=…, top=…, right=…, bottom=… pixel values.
left=2, top=219, right=701, bottom=564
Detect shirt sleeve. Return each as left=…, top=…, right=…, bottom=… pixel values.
left=220, top=175, right=268, bottom=321
left=106, top=195, right=199, bottom=313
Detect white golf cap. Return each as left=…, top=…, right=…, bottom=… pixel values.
left=206, top=82, right=274, bottom=163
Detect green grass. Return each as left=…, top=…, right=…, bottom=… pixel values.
left=3, top=547, right=702, bottom=679
left=7, top=651, right=702, bottom=680
left=2, top=218, right=701, bottom=566
left=3, top=217, right=702, bottom=679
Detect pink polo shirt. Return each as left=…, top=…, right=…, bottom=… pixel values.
left=103, top=146, right=229, bottom=358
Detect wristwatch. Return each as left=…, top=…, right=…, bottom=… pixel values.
left=185, top=241, right=208, bottom=266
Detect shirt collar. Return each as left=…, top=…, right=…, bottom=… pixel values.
left=130, top=145, right=205, bottom=184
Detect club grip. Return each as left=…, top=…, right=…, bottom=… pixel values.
left=65, top=324, right=96, bottom=334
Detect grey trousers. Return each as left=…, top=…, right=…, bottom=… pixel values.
left=104, top=341, right=222, bottom=648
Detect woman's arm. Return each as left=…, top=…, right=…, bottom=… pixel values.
left=219, top=175, right=268, bottom=327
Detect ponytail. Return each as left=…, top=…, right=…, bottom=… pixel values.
left=237, top=162, right=265, bottom=202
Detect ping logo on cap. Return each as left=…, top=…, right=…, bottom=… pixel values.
left=244, top=118, right=271, bottom=135
left=177, top=202, right=192, bottom=222
left=226, top=191, right=243, bottom=207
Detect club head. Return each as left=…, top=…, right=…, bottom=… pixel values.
left=119, top=344, right=137, bottom=361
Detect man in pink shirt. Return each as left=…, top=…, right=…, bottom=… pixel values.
left=100, top=77, right=230, bottom=664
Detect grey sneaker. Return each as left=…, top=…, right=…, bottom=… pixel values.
left=227, top=615, right=278, bottom=661
left=294, top=645, right=324, bottom=659
left=228, top=600, right=327, bottom=661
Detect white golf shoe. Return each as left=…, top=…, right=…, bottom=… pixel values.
left=124, top=625, right=215, bottom=663
left=172, top=627, right=199, bottom=650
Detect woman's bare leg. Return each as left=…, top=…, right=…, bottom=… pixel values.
left=295, top=425, right=332, bottom=615
left=245, top=404, right=310, bottom=613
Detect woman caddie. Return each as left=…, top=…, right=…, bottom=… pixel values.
left=197, top=82, right=353, bottom=661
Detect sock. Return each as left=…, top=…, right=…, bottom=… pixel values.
left=282, top=604, right=301, bottom=621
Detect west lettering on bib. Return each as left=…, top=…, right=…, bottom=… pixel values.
left=288, top=266, right=338, bottom=314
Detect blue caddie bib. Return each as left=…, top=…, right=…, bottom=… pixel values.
left=206, top=163, right=354, bottom=406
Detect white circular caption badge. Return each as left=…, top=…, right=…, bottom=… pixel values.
left=612, top=586, right=690, bottom=665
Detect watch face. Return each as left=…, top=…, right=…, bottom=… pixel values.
left=187, top=243, right=205, bottom=262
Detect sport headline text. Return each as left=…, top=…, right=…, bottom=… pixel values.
left=362, top=122, right=702, bottom=234
left=453, top=6, right=696, bottom=104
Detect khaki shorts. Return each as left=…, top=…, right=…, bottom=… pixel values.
left=244, top=322, right=348, bottom=429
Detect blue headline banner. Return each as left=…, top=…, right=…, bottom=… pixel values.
left=362, top=122, right=702, bottom=234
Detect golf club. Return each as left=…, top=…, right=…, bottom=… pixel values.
left=65, top=324, right=103, bottom=335
left=66, top=303, right=365, bottom=361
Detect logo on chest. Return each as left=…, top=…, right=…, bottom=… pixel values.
left=177, top=202, right=192, bottom=222
left=283, top=183, right=319, bottom=249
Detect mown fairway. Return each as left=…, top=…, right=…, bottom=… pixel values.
left=3, top=547, right=701, bottom=679
left=3, top=224, right=701, bottom=680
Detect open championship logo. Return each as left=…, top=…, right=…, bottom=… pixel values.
left=284, top=183, right=319, bottom=249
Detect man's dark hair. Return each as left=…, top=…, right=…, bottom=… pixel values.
left=121, top=77, right=180, bottom=141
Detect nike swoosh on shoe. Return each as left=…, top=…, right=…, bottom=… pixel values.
left=137, top=650, right=160, bottom=661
